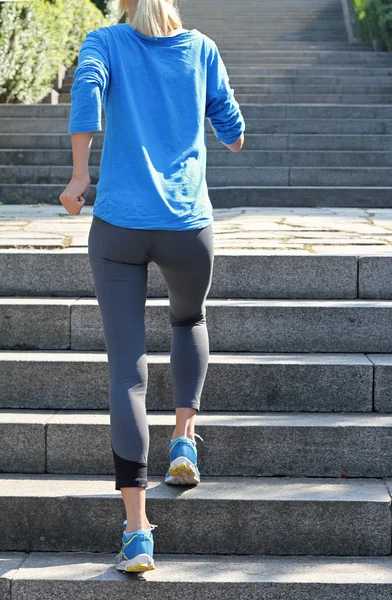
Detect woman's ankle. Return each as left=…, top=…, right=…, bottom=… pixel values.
left=171, top=429, right=195, bottom=441
left=125, top=518, right=150, bottom=533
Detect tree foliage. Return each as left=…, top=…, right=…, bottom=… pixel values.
left=352, top=0, right=392, bottom=49
left=0, top=0, right=106, bottom=103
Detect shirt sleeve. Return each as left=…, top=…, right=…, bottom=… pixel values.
left=205, top=42, right=245, bottom=145
left=68, top=29, right=110, bottom=134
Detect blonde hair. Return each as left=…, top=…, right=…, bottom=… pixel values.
left=120, top=0, right=183, bottom=37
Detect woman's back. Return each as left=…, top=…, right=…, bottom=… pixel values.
left=68, top=22, right=245, bottom=230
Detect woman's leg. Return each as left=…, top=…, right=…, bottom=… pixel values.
left=171, top=407, right=197, bottom=441
left=87, top=216, right=153, bottom=530
left=151, top=224, right=214, bottom=434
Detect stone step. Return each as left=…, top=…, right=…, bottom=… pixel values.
left=174, top=20, right=347, bottom=25
left=218, top=49, right=389, bottom=57
left=232, top=75, right=392, bottom=84
left=163, top=29, right=349, bottom=35
left=0, top=251, right=358, bottom=298
left=202, top=58, right=392, bottom=68
left=227, top=67, right=392, bottom=76
left=237, top=95, right=392, bottom=105
left=0, top=351, right=373, bottom=412
left=178, top=14, right=342, bottom=18
left=190, top=22, right=347, bottom=26
left=186, top=33, right=349, bottom=35
left=191, top=36, right=350, bottom=42
left=188, top=32, right=350, bottom=37
left=63, top=60, right=387, bottom=82
left=0, top=474, right=389, bottom=555
left=3, top=184, right=392, bottom=207
left=4, top=298, right=392, bottom=353
left=60, top=92, right=392, bottom=104
left=61, top=70, right=392, bottom=86
left=181, top=16, right=346, bottom=21
left=213, top=54, right=392, bottom=64
left=186, top=23, right=347, bottom=26
left=211, top=41, right=373, bottom=47
left=2, top=102, right=392, bottom=119
left=173, top=28, right=347, bottom=32
left=0, top=133, right=390, bottom=151
left=56, top=67, right=392, bottom=83
left=3, top=149, right=392, bottom=168
left=64, top=63, right=392, bottom=79
left=69, top=58, right=389, bottom=70
left=207, top=186, right=392, bottom=207
left=68, top=51, right=383, bottom=66
left=0, top=251, right=389, bottom=301
left=5, top=410, right=392, bottom=477
left=210, top=42, right=373, bottom=49
left=208, top=32, right=349, bottom=35
left=3, top=117, right=392, bottom=135
left=4, top=553, right=392, bottom=599
left=0, top=102, right=382, bottom=121
left=2, top=165, right=392, bottom=187
left=192, top=41, right=373, bottom=48
left=234, top=85, right=392, bottom=95
left=286, top=135, right=392, bottom=151
left=60, top=82, right=392, bottom=94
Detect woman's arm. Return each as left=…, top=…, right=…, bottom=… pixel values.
left=206, top=41, right=245, bottom=152
left=59, top=29, right=109, bottom=215
left=209, top=119, right=245, bottom=153
left=59, top=132, right=93, bottom=215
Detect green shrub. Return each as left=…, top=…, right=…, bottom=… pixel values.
left=379, top=3, right=392, bottom=49
left=352, top=0, right=381, bottom=41
left=0, top=0, right=106, bottom=104
left=351, top=0, right=392, bottom=50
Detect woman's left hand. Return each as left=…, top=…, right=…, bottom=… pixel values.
left=59, top=174, right=90, bottom=215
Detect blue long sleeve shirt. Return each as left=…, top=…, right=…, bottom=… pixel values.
left=68, top=24, right=245, bottom=230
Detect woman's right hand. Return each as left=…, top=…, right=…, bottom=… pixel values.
left=59, top=174, right=90, bottom=215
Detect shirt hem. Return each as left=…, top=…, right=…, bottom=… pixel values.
left=92, top=208, right=214, bottom=231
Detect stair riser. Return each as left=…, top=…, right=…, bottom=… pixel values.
left=0, top=253, right=357, bottom=299
left=2, top=184, right=392, bottom=207
left=61, top=83, right=392, bottom=94
left=2, top=166, right=392, bottom=187
left=4, top=301, right=392, bottom=353
left=60, top=66, right=392, bottom=79
left=5, top=417, right=392, bottom=478
left=60, top=93, right=392, bottom=104
left=4, top=150, right=392, bottom=168
left=62, top=74, right=392, bottom=86
left=5, top=561, right=392, bottom=600
left=196, top=57, right=392, bottom=66
left=1, top=133, right=391, bottom=152
left=0, top=489, right=389, bottom=555
left=5, top=104, right=392, bottom=119
left=208, top=186, right=392, bottom=207
left=3, top=118, right=392, bottom=134
left=0, top=355, right=372, bottom=412
left=67, top=55, right=385, bottom=67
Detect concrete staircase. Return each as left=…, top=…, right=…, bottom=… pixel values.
left=3, top=0, right=392, bottom=596
left=1, top=0, right=392, bottom=207
left=3, top=249, right=392, bottom=595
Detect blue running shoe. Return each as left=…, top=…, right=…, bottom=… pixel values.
left=115, top=523, right=157, bottom=572
left=165, top=433, right=203, bottom=485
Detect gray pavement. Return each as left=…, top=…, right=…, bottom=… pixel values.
left=1, top=205, right=392, bottom=253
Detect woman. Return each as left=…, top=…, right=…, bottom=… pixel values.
left=59, top=0, right=245, bottom=574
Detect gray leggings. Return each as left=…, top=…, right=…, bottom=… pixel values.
left=88, top=215, right=214, bottom=489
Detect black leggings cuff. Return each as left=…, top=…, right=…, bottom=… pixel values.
left=112, top=446, right=148, bottom=489
left=115, top=479, right=148, bottom=490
